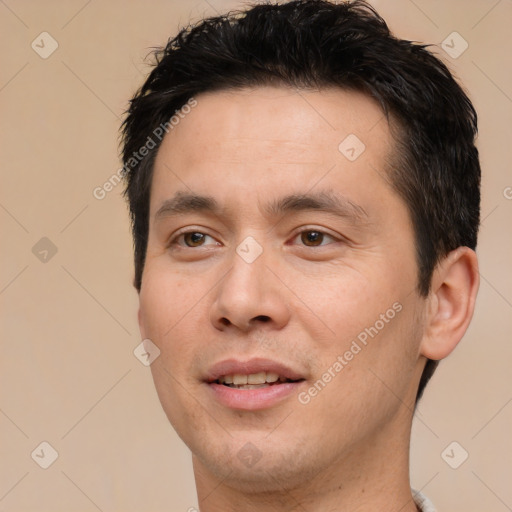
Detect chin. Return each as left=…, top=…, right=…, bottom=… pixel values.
left=192, top=437, right=327, bottom=494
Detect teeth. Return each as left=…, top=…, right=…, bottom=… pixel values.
left=266, top=372, right=279, bottom=383
left=218, top=371, right=288, bottom=385
left=247, top=372, right=266, bottom=384
left=233, top=374, right=248, bottom=385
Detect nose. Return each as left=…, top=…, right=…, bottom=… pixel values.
left=209, top=250, right=291, bottom=333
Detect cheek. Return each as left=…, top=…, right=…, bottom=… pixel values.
left=293, top=265, right=394, bottom=350
left=296, top=265, right=422, bottom=405
left=139, top=262, right=200, bottom=339
left=140, top=267, right=208, bottom=429
left=311, top=296, right=422, bottom=412
left=138, top=266, right=207, bottom=393
left=294, top=305, right=422, bottom=456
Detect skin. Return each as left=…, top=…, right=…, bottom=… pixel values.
left=137, top=86, right=479, bottom=511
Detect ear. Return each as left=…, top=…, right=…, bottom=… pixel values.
left=420, top=247, right=479, bottom=360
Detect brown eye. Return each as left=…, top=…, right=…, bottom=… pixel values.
left=183, top=232, right=206, bottom=247
left=300, top=231, right=324, bottom=246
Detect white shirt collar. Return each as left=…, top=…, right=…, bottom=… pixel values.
left=412, top=489, right=437, bottom=512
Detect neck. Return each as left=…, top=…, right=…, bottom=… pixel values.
left=192, top=406, right=419, bottom=512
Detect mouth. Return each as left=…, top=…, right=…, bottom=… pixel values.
left=215, top=371, right=302, bottom=389
left=204, top=358, right=306, bottom=410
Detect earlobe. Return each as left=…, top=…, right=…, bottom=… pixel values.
left=420, top=247, right=479, bottom=360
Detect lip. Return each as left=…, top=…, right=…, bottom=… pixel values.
left=204, top=358, right=306, bottom=411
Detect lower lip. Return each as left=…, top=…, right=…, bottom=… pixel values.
left=206, top=381, right=304, bottom=410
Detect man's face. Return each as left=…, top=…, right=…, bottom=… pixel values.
left=138, top=86, right=428, bottom=490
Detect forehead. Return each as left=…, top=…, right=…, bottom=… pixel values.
left=150, top=85, right=395, bottom=215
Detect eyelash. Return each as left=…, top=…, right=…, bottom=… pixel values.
left=167, top=228, right=341, bottom=249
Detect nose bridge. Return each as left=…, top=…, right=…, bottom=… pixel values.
left=221, top=245, right=269, bottom=307
left=211, top=240, right=290, bottom=331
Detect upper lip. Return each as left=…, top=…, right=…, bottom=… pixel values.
left=205, top=358, right=305, bottom=383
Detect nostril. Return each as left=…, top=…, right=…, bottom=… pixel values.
left=220, top=318, right=231, bottom=326
left=253, top=315, right=271, bottom=323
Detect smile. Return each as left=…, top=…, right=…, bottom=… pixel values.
left=205, top=359, right=307, bottom=410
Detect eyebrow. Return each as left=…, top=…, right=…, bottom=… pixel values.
left=264, top=190, right=368, bottom=224
left=154, top=190, right=368, bottom=224
left=155, top=191, right=221, bottom=220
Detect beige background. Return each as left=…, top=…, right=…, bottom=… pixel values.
left=1, top=0, right=511, bottom=511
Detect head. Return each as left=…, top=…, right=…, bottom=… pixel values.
left=121, top=0, right=480, bottom=494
